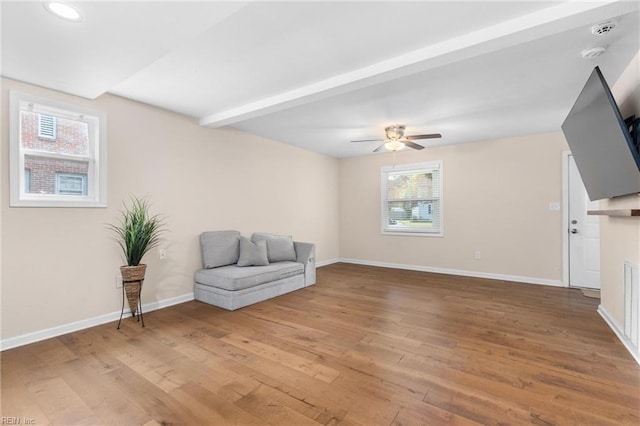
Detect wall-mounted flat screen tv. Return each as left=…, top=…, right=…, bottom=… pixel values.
left=561, top=66, right=640, bottom=201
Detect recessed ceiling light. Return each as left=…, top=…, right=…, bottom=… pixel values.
left=44, top=2, right=82, bottom=22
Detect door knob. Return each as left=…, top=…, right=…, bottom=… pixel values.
left=571, top=229, right=578, bottom=234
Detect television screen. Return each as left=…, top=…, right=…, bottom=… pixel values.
left=561, top=66, right=640, bottom=201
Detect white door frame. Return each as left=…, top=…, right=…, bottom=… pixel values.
left=562, top=151, right=571, bottom=286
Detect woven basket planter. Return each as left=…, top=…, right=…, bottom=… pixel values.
left=121, top=264, right=147, bottom=316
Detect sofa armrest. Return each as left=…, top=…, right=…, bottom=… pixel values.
left=294, top=241, right=316, bottom=286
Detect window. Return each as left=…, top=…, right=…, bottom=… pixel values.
left=24, top=169, right=30, bottom=193
left=381, top=161, right=443, bottom=236
left=10, top=91, right=107, bottom=207
left=55, top=173, right=87, bottom=196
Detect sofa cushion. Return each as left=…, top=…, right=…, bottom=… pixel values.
left=200, top=230, right=240, bottom=269
left=195, top=261, right=304, bottom=291
left=251, top=232, right=296, bottom=263
left=237, top=237, right=269, bottom=267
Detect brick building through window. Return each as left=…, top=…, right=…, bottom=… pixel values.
left=21, top=111, right=89, bottom=195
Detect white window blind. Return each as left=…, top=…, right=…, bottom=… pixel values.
left=381, top=161, right=443, bottom=236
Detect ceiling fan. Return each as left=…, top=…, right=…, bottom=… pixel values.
left=351, top=124, right=441, bottom=152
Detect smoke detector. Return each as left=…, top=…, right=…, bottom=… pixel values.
left=581, top=46, right=607, bottom=59
left=592, top=21, right=616, bottom=36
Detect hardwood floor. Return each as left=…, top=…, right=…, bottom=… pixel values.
left=2, top=263, right=639, bottom=425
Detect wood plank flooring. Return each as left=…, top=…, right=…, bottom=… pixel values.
left=2, top=263, right=639, bottom=425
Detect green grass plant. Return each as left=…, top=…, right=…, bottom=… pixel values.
left=108, top=196, right=166, bottom=266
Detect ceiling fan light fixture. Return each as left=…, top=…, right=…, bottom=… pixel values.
left=44, top=2, right=82, bottom=22
left=384, top=140, right=405, bottom=151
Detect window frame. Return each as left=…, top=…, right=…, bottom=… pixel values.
left=10, top=91, right=107, bottom=208
left=381, top=161, right=444, bottom=237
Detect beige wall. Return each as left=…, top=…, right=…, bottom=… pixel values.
left=339, top=132, right=568, bottom=282
left=600, top=51, right=640, bottom=326
left=1, top=78, right=340, bottom=340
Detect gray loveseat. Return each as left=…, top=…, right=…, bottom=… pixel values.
left=194, top=231, right=316, bottom=310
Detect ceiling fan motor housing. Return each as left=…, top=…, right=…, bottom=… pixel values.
left=385, top=125, right=405, bottom=140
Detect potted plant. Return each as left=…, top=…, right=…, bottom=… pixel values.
left=108, top=196, right=166, bottom=320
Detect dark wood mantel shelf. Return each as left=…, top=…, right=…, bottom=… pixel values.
left=587, top=209, right=640, bottom=217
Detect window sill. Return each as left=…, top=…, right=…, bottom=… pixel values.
left=10, top=196, right=106, bottom=208
left=382, top=231, right=444, bottom=237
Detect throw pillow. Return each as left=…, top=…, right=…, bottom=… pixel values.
left=237, top=237, right=269, bottom=267
left=251, top=232, right=297, bottom=263
left=200, top=230, right=241, bottom=269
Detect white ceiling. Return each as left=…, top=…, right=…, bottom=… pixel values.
left=2, top=1, right=639, bottom=158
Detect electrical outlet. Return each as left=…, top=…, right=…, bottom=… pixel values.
left=474, top=251, right=481, bottom=260
left=115, top=273, right=122, bottom=288
left=159, top=248, right=167, bottom=260
left=549, top=202, right=561, bottom=211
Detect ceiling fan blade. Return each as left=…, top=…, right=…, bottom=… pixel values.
left=373, top=144, right=386, bottom=152
left=351, top=139, right=383, bottom=143
left=405, top=133, right=442, bottom=140
left=404, top=141, right=425, bottom=150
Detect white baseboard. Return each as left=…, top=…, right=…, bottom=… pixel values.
left=0, top=292, right=194, bottom=351
left=598, top=305, right=640, bottom=366
left=338, top=258, right=565, bottom=287
left=317, top=258, right=340, bottom=267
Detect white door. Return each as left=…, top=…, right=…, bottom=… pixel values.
left=568, top=154, right=601, bottom=289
